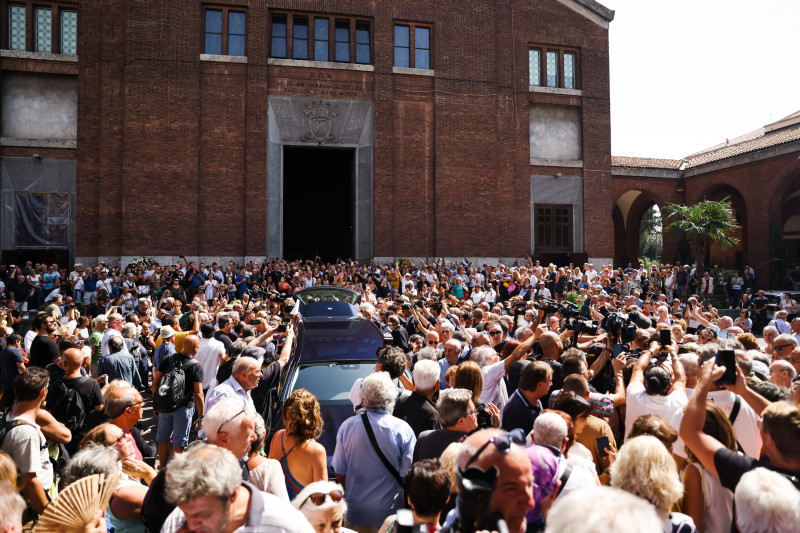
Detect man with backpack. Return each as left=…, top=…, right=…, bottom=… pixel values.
left=0, top=368, right=57, bottom=514
left=152, top=334, right=204, bottom=467
left=47, top=347, right=104, bottom=454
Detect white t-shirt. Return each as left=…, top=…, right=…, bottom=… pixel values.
left=624, top=381, right=688, bottom=438
left=195, top=337, right=226, bottom=390
left=0, top=416, right=53, bottom=492
left=670, top=389, right=762, bottom=459
left=479, top=360, right=508, bottom=410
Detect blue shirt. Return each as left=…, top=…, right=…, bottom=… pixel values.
left=501, top=389, right=542, bottom=437
left=84, top=274, right=98, bottom=291
left=235, top=274, right=248, bottom=296
left=438, top=358, right=454, bottom=390
left=154, top=341, right=175, bottom=369
left=332, top=409, right=416, bottom=529
left=98, top=349, right=136, bottom=384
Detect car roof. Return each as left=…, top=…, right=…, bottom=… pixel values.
left=295, top=316, right=383, bottom=362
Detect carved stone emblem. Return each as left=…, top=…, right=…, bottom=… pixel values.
left=301, top=101, right=339, bottom=145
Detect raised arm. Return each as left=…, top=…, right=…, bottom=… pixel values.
left=678, top=359, right=726, bottom=478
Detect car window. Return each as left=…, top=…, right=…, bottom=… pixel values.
left=295, top=287, right=360, bottom=306
left=288, top=361, right=375, bottom=402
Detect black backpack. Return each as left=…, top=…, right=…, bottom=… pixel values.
left=154, top=356, right=198, bottom=413
left=46, top=375, right=89, bottom=435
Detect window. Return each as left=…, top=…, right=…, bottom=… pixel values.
left=204, top=8, right=245, bottom=56
left=313, top=17, right=328, bottom=61
left=394, top=25, right=409, bottom=67
left=8, top=5, right=25, bottom=51
left=355, top=22, right=370, bottom=64
left=536, top=205, right=572, bottom=251
left=271, top=13, right=370, bottom=65
left=414, top=27, right=430, bottom=69
left=228, top=11, right=245, bottom=56
left=529, top=46, right=579, bottom=89
left=60, top=10, right=76, bottom=54
left=6, top=4, right=78, bottom=54
left=334, top=20, right=349, bottom=62
left=293, top=16, right=308, bottom=59
left=204, top=10, right=222, bottom=54
left=394, top=23, right=432, bottom=69
left=35, top=7, right=51, bottom=52
left=271, top=14, right=287, bottom=58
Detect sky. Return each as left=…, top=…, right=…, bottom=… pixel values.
left=603, top=0, right=800, bottom=159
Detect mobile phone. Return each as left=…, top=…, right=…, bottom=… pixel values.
left=613, top=343, right=623, bottom=357
left=659, top=329, right=671, bottom=347
left=597, top=436, right=610, bottom=457
left=715, top=349, right=737, bottom=386
left=277, top=323, right=287, bottom=333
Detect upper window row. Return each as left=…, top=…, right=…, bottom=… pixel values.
left=201, top=10, right=434, bottom=70
left=269, top=14, right=371, bottom=64
left=5, top=4, right=77, bottom=54
left=529, top=46, right=579, bottom=89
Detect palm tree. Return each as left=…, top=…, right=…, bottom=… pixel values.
left=662, top=197, right=740, bottom=284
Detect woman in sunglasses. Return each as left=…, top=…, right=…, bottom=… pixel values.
left=292, top=481, right=348, bottom=533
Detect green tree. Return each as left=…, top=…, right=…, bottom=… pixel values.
left=662, top=197, right=740, bottom=284
left=639, top=205, right=663, bottom=261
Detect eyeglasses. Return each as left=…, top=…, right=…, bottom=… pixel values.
left=465, top=409, right=479, bottom=417
left=488, top=330, right=502, bottom=336
left=127, top=399, right=146, bottom=410
left=300, top=490, right=343, bottom=507
left=465, top=429, right=526, bottom=469
left=700, top=335, right=714, bottom=341
left=217, top=406, right=246, bottom=435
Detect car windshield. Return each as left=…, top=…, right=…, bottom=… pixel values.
left=287, top=361, right=375, bottom=403
left=294, top=287, right=360, bottom=306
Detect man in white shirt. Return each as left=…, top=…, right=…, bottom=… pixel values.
left=471, top=332, right=536, bottom=411
left=670, top=352, right=762, bottom=460
left=195, top=322, right=227, bottom=394
left=101, top=313, right=127, bottom=357
left=162, top=444, right=313, bottom=533
left=625, top=348, right=688, bottom=438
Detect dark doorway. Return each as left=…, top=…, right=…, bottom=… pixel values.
left=283, top=146, right=354, bottom=261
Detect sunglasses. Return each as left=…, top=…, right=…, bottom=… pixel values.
left=301, top=490, right=344, bottom=507
left=488, top=331, right=502, bottom=336
left=465, top=428, right=526, bottom=469
left=773, top=344, right=791, bottom=351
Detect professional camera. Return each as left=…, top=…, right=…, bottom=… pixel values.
left=599, top=310, right=638, bottom=343
left=564, top=317, right=599, bottom=336
left=533, top=298, right=559, bottom=315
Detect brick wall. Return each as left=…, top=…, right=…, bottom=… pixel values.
left=74, top=0, right=613, bottom=260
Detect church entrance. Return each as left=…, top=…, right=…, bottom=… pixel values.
left=282, top=146, right=354, bottom=262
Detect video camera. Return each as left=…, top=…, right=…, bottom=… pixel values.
left=533, top=298, right=580, bottom=318
left=598, top=307, right=650, bottom=344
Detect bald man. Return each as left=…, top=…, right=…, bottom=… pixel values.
left=106, top=386, right=156, bottom=461
left=55, top=347, right=104, bottom=453
left=451, top=429, right=534, bottom=533
left=537, top=331, right=565, bottom=402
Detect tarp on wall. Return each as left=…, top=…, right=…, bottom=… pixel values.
left=14, top=192, right=69, bottom=248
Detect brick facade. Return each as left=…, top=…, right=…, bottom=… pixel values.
left=68, top=0, right=613, bottom=261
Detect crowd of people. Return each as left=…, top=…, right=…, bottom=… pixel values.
left=0, top=256, right=799, bottom=533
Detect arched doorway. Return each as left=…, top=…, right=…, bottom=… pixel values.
left=701, top=185, right=746, bottom=271
left=613, top=190, right=663, bottom=266
left=779, top=175, right=800, bottom=266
